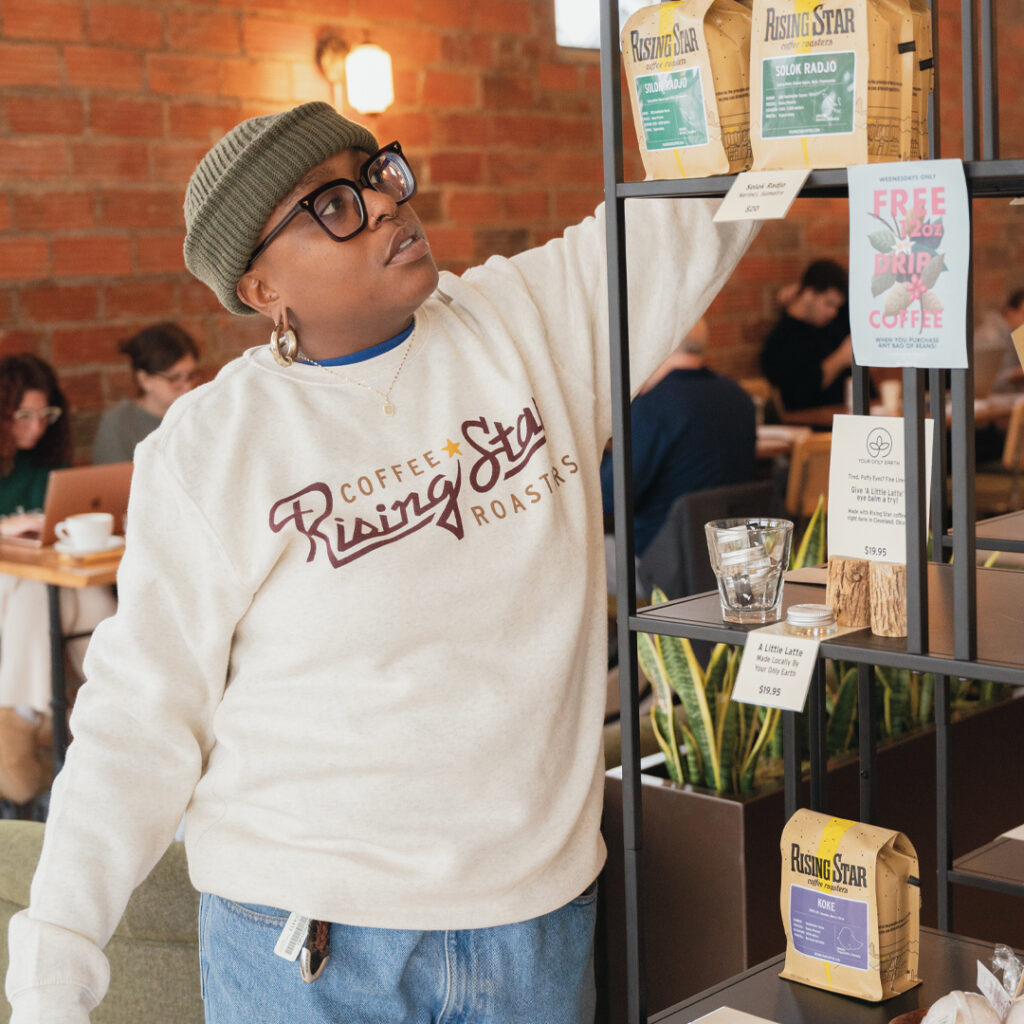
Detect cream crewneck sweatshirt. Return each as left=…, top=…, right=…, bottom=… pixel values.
left=7, top=199, right=756, bottom=1021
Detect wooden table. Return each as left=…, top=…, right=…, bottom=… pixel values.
left=756, top=425, right=812, bottom=461
left=780, top=395, right=1019, bottom=431
left=0, top=541, right=121, bottom=774
left=780, top=404, right=846, bottom=430
left=652, top=928, right=1005, bottom=1023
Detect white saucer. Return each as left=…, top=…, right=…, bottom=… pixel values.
left=55, top=536, right=125, bottom=556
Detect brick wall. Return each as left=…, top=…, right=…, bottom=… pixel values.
left=0, top=0, right=628, bottom=455
left=0, top=0, right=1021, bottom=456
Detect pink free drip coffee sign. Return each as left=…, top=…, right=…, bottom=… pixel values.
left=847, top=158, right=969, bottom=369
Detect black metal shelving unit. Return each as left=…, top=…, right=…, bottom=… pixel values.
left=598, top=1, right=1024, bottom=1021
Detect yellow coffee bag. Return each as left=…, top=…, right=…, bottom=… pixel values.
left=750, top=0, right=914, bottom=168
left=622, top=0, right=752, bottom=178
left=751, top=0, right=870, bottom=168
left=868, top=0, right=915, bottom=162
left=780, top=809, right=921, bottom=1002
left=907, top=0, right=934, bottom=160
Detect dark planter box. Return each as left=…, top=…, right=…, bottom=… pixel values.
left=599, top=693, right=1024, bottom=1024
left=601, top=761, right=784, bottom=1023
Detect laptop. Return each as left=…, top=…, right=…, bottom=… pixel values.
left=3, top=461, right=133, bottom=547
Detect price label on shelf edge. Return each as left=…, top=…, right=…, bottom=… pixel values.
left=714, top=169, right=810, bottom=223
left=732, top=625, right=820, bottom=713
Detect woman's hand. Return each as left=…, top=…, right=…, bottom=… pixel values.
left=0, top=511, right=44, bottom=538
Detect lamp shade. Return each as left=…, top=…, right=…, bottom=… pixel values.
left=345, top=44, right=394, bottom=114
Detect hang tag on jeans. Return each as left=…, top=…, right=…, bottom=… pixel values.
left=274, top=912, right=311, bottom=962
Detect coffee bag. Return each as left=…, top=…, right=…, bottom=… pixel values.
left=907, top=0, right=934, bottom=160
left=750, top=0, right=915, bottom=169
left=622, top=0, right=753, bottom=178
left=780, top=809, right=921, bottom=1001
left=868, top=0, right=915, bottom=161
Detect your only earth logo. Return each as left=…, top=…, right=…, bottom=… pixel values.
left=865, top=427, right=893, bottom=459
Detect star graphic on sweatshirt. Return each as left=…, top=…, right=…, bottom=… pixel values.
left=442, top=438, right=461, bottom=458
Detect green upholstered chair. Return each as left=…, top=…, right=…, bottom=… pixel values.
left=0, top=820, right=203, bottom=1024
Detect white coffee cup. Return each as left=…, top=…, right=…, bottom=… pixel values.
left=879, top=379, right=902, bottom=413
left=56, top=512, right=114, bottom=551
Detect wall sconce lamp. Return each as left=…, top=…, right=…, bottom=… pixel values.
left=316, top=34, right=394, bottom=115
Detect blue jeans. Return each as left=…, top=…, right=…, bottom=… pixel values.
left=198, top=886, right=597, bottom=1024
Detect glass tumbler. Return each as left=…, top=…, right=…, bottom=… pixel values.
left=704, top=517, right=794, bottom=624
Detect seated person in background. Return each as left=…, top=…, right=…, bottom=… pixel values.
left=975, top=287, right=1024, bottom=394
left=92, top=322, right=200, bottom=464
left=761, top=259, right=852, bottom=412
left=0, top=354, right=116, bottom=804
left=600, top=319, right=756, bottom=557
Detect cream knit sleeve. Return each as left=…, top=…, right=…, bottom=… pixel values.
left=472, top=197, right=758, bottom=441
left=6, top=442, right=253, bottom=1023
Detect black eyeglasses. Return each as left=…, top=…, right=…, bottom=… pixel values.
left=245, top=141, right=416, bottom=270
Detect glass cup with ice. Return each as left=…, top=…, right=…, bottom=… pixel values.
left=704, top=518, right=794, bottom=624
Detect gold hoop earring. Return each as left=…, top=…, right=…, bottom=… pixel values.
left=269, top=322, right=299, bottom=367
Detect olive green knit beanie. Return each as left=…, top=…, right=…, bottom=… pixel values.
left=183, top=102, right=378, bottom=316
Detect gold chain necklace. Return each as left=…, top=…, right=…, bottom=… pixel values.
left=296, top=331, right=416, bottom=417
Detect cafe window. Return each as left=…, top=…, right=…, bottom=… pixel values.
left=554, top=0, right=649, bottom=49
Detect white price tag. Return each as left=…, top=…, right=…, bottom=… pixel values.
left=977, top=960, right=1013, bottom=1020
left=732, top=624, right=820, bottom=713
left=827, top=413, right=934, bottom=565
left=690, top=1008, right=784, bottom=1024
left=714, top=169, right=810, bottom=222
left=273, top=912, right=311, bottom=962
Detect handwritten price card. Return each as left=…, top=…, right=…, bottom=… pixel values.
left=827, top=413, right=933, bottom=564
left=732, top=624, right=820, bottom=713
left=847, top=159, right=969, bottom=368
left=733, top=620, right=866, bottom=713
left=714, top=169, right=810, bottom=222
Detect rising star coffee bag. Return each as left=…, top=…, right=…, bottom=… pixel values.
left=780, top=809, right=921, bottom=1001
left=907, top=0, right=934, bottom=160
left=622, top=0, right=753, bottom=178
left=869, top=0, right=915, bottom=161
left=750, top=0, right=915, bottom=169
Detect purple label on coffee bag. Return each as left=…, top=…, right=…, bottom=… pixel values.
left=789, top=883, right=869, bottom=970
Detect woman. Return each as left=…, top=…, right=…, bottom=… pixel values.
left=0, top=354, right=70, bottom=518
left=7, top=103, right=756, bottom=1023
left=0, top=355, right=116, bottom=805
left=92, top=323, right=200, bottom=464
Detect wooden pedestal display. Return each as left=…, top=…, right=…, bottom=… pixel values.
left=825, top=558, right=908, bottom=637
left=869, top=562, right=908, bottom=637
left=826, top=557, right=871, bottom=627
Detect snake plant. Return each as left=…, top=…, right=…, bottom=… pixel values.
left=637, top=587, right=780, bottom=794
left=790, top=493, right=826, bottom=569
